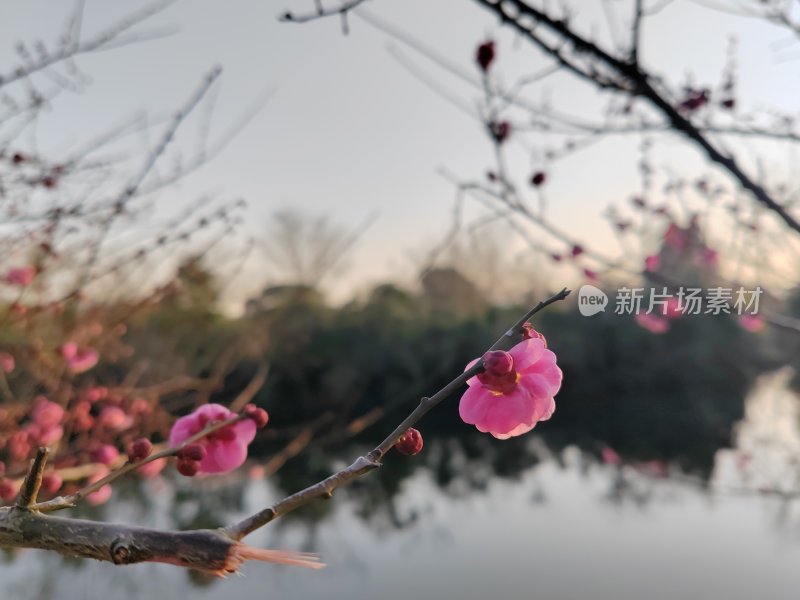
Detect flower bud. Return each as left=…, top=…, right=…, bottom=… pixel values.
left=128, top=438, right=153, bottom=462
left=395, top=428, right=423, bottom=456
left=476, top=40, right=496, bottom=72
left=488, top=121, right=511, bottom=143
left=178, top=444, right=206, bottom=462
left=244, top=404, right=269, bottom=429
left=530, top=171, right=547, bottom=187
left=482, top=350, right=513, bottom=377
left=177, top=458, right=200, bottom=477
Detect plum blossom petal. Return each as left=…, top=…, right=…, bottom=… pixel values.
left=511, top=339, right=547, bottom=374
left=459, top=385, right=494, bottom=425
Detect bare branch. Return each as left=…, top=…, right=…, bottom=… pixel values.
left=473, top=0, right=800, bottom=234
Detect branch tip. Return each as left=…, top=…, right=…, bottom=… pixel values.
left=16, top=447, right=49, bottom=508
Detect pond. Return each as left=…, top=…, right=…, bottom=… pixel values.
left=2, top=369, right=799, bottom=600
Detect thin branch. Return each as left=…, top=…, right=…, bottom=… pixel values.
left=224, top=288, right=570, bottom=539
left=280, top=0, right=368, bottom=24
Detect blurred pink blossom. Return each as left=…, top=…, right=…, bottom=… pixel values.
left=738, top=314, right=765, bottom=332
left=63, top=344, right=99, bottom=374
left=4, top=266, right=35, bottom=286
left=644, top=254, right=661, bottom=272
left=635, top=313, right=670, bottom=334
left=136, top=457, right=167, bottom=478
left=169, top=403, right=257, bottom=474
left=91, top=444, right=120, bottom=466
left=0, top=353, right=14, bottom=374
left=459, top=337, right=562, bottom=439
left=601, top=446, right=621, bottom=466
left=32, top=396, right=64, bottom=428
left=86, top=468, right=112, bottom=506
left=98, top=406, right=132, bottom=431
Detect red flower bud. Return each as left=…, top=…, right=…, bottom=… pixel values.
left=530, top=171, right=547, bottom=187
left=395, top=428, right=423, bottom=456
left=476, top=40, right=495, bottom=72
left=128, top=438, right=153, bottom=462
left=488, top=120, right=511, bottom=143
left=244, top=404, right=269, bottom=429
left=178, top=444, right=206, bottom=462
left=177, top=458, right=200, bottom=477
left=482, top=350, right=514, bottom=377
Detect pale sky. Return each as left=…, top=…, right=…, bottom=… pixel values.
left=1, top=0, right=799, bottom=306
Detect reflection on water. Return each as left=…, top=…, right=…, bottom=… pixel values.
left=3, top=370, right=800, bottom=600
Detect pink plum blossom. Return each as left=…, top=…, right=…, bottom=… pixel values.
left=168, top=403, right=257, bottom=474
left=86, top=468, right=112, bottom=506
left=91, top=444, right=120, bottom=466
left=635, top=313, right=670, bottom=334
left=136, top=457, right=167, bottom=478
left=459, top=337, right=562, bottom=440
left=98, top=405, right=133, bottom=431
left=644, top=254, right=661, bottom=272
left=4, top=266, right=35, bottom=286
left=63, top=344, right=99, bottom=374
left=601, top=446, right=621, bottom=466
left=26, top=422, right=63, bottom=446
left=738, top=314, right=765, bottom=332
left=31, top=396, right=64, bottom=428
left=0, top=353, right=14, bottom=373
left=29, top=398, right=66, bottom=445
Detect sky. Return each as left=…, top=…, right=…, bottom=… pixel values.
left=1, top=0, right=799, bottom=308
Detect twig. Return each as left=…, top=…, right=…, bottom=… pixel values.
left=224, top=288, right=570, bottom=539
